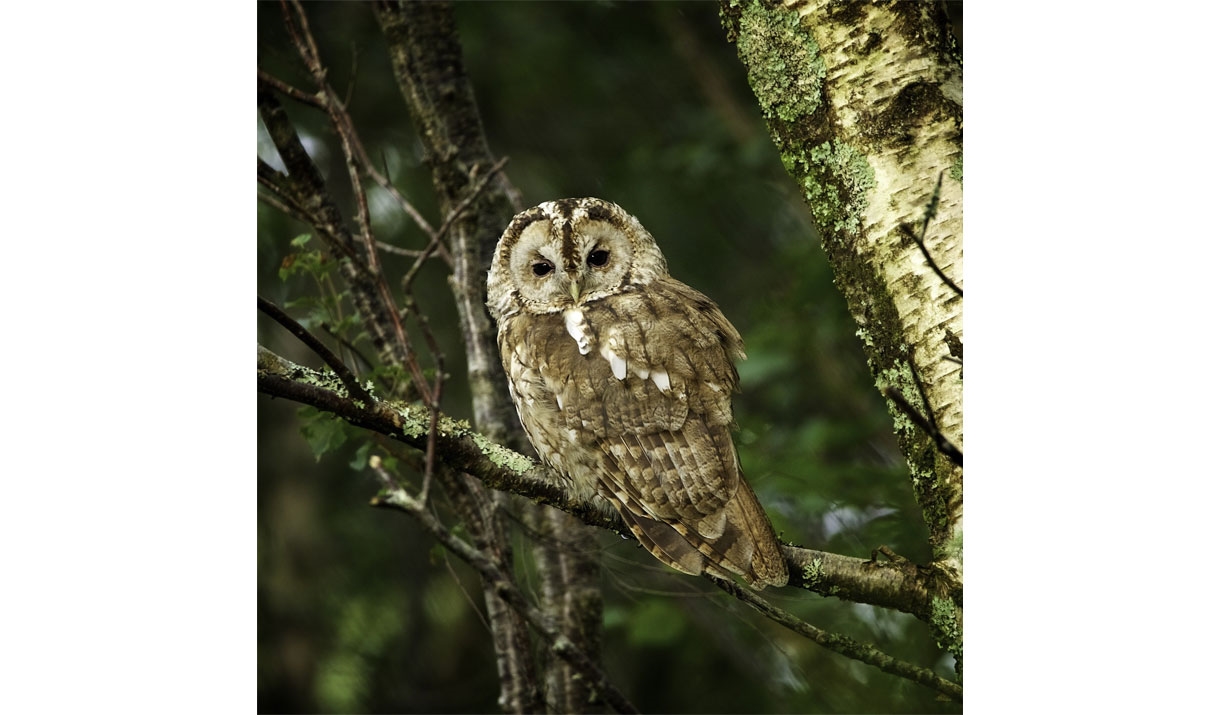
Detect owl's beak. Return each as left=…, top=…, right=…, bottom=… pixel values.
left=568, top=278, right=581, bottom=303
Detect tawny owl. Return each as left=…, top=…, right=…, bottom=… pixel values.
left=486, top=197, right=787, bottom=589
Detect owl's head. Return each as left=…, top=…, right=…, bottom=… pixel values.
left=487, top=197, right=669, bottom=319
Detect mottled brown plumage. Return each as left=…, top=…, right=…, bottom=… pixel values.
left=487, top=197, right=787, bottom=588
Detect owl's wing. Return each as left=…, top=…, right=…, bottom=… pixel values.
left=533, top=278, right=786, bottom=587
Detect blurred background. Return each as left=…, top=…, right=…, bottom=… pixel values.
left=258, top=2, right=961, bottom=712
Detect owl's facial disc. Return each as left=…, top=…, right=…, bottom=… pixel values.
left=563, top=222, right=631, bottom=304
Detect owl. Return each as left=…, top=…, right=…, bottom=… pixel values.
left=486, top=197, right=787, bottom=589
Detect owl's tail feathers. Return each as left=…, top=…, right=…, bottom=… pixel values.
left=619, top=510, right=707, bottom=577
left=708, top=485, right=789, bottom=589
left=620, top=490, right=789, bottom=589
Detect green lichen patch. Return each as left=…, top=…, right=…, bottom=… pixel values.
left=938, top=529, right=963, bottom=564
left=393, top=404, right=430, bottom=439
left=930, top=597, right=962, bottom=659
left=471, top=431, right=534, bottom=474
left=736, top=0, right=826, bottom=123
left=801, top=557, right=824, bottom=586
left=783, top=140, right=875, bottom=236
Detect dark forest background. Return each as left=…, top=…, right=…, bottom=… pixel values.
left=258, top=2, right=962, bottom=712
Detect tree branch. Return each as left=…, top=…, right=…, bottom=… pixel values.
left=706, top=576, right=962, bottom=701
left=257, top=347, right=956, bottom=619
left=257, top=295, right=372, bottom=405
left=368, top=460, right=638, bottom=715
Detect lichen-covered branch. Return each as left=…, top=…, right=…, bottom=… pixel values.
left=708, top=575, right=961, bottom=701
left=258, top=347, right=957, bottom=622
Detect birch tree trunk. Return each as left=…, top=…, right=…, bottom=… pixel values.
left=722, top=0, right=964, bottom=665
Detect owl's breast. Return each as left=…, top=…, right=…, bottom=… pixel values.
left=500, top=312, right=606, bottom=500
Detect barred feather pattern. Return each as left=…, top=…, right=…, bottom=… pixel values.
left=488, top=198, right=787, bottom=589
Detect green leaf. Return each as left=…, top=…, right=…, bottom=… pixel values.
left=290, top=233, right=313, bottom=247
left=298, top=406, right=348, bottom=461
left=349, top=442, right=372, bottom=471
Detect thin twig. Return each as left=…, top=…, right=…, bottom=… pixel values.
left=374, top=148, right=448, bottom=262
left=256, top=160, right=309, bottom=220
left=257, top=68, right=325, bottom=110
left=419, top=366, right=443, bottom=505
left=706, top=575, right=962, bottom=702
left=883, top=386, right=964, bottom=466
left=375, top=241, right=435, bottom=258
left=278, top=9, right=450, bottom=272
left=369, top=464, right=639, bottom=714
left=257, top=296, right=372, bottom=404
left=402, top=157, right=509, bottom=294
left=257, top=190, right=312, bottom=229
left=255, top=96, right=371, bottom=274
left=287, top=2, right=398, bottom=361
left=278, top=0, right=436, bottom=408
left=901, top=171, right=962, bottom=296
left=320, top=322, right=376, bottom=374
left=869, top=545, right=909, bottom=565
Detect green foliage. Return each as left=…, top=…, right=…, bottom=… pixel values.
left=297, top=406, right=349, bottom=462
left=277, top=234, right=330, bottom=283
left=625, top=599, right=686, bottom=647
left=316, top=594, right=408, bottom=712
left=348, top=442, right=372, bottom=472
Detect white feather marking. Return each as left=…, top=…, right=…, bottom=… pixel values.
left=650, top=370, right=671, bottom=392
left=706, top=382, right=722, bottom=393
left=610, top=354, right=627, bottom=380
left=634, top=366, right=650, bottom=379
left=556, top=392, right=564, bottom=410
left=599, top=342, right=628, bottom=380
left=563, top=308, right=591, bottom=355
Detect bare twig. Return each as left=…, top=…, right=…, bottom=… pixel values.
left=257, top=296, right=372, bottom=405
left=279, top=0, right=452, bottom=272
left=375, top=241, right=436, bottom=258
left=319, top=322, right=376, bottom=374
left=883, top=386, right=964, bottom=467
left=257, top=68, right=325, bottom=109
left=369, top=461, right=638, bottom=714
left=887, top=389, right=960, bottom=465
left=402, top=157, right=509, bottom=294
left=256, top=190, right=312, bottom=229
left=900, top=171, right=962, bottom=296
left=371, top=151, right=452, bottom=265
left=419, top=366, right=443, bottom=505
left=706, top=575, right=962, bottom=702
left=279, top=0, right=438, bottom=409
left=869, top=545, right=909, bottom=565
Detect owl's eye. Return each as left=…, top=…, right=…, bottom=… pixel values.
left=587, top=249, right=610, bottom=267
left=531, top=260, right=554, bottom=277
